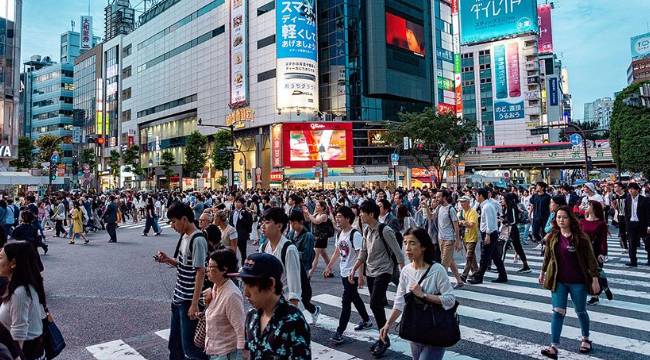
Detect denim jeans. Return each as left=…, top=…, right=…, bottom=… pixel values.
left=169, top=301, right=207, bottom=360
left=550, top=282, right=589, bottom=345
left=209, top=350, right=241, bottom=360
left=410, top=341, right=445, bottom=360
left=338, top=276, right=370, bottom=334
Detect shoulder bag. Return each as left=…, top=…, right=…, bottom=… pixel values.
left=398, top=265, right=461, bottom=347
left=43, top=311, right=66, bottom=359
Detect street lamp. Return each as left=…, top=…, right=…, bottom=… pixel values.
left=148, top=159, right=154, bottom=190
left=197, top=118, right=235, bottom=191
left=318, top=145, right=326, bottom=190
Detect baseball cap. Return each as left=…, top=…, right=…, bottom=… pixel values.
left=584, top=183, right=596, bottom=193
left=459, top=196, right=472, bottom=202
left=228, top=253, right=283, bottom=281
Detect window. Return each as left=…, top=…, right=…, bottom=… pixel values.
left=122, top=66, right=132, bottom=79
left=123, top=44, right=132, bottom=58
left=122, top=109, right=132, bottom=121
left=137, top=94, right=197, bottom=118
left=257, top=69, right=276, bottom=82
left=257, top=1, right=274, bottom=16
left=122, top=87, right=132, bottom=100
left=257, top=35, right=275, bottom=49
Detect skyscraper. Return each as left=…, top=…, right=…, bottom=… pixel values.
left=0, top=0, right=21, bottom=169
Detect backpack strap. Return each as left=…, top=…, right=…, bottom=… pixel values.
left=377, top=223, right=397, bottom=265
left=173, top=232, right=203, bottom=260
left=280, top=241, right=293, bottom=267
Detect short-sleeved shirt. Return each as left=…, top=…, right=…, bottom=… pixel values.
left=437, top=204, right=458, bottom=241
left=337, top=228, right=363, bottom=277
left=245, top=296, right=311, bottom=359
left=461, top=208, right=479, bottom=243
left=220, top=225, right=238, bottom=249
left=173, top=231, right=208, bottom=304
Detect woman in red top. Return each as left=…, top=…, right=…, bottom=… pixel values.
left=580, top=200, right=612, bottom=305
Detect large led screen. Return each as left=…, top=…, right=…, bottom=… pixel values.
left=460, top=0, right=538, bottom=45
left=385, top=12, right=425, bottom=57
left=282, top=122, right=353, bottom=168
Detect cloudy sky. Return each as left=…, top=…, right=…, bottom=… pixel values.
left=21, top=0, right=650, bottom=120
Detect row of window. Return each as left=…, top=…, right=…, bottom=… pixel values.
left=137, top=26, right=225, bottom=73
left=257, top=35, right=275, bottom=49
left=33, top=97, right=73, bottom=108
left=257, top=1, right=274, bottom=16
left=137, top=0, right=224, bottom=51
left=137, top=93, right=197, bottom=118
left=257, top=69, right=275, bottom=82
left=33, top=124, right=74, bottom=133
left=33, top=83, right=74, bottom=95
left=32, top=110, right=73, bottom=120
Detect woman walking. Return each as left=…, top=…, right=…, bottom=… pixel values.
left=70, top=201, right=89, bottom=244
left=143, top=197, right=161, bottom=236
left=304, top=200, right=333, bottom=278
left=580, top=200, right=612, bottom=305
left=539, top=206, right=600, bottom=359
left=379, top=228, right=455, bottom=360
left=53, top=198, right=68, bottom=238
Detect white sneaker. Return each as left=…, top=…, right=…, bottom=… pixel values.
left=311, top=305, right=321, bottom=325
left=535, top=244, right=543, bottom=250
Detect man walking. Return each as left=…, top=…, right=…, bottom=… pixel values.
left=103, top=196, right=118, bottom=243
left=530, top=182, right=551, bottom=248
left=435, top=190, right=465, bottom=287
left=624, top=183, right=650, bottom=267
left=459, top=196, right=479, bottom=282
left=468, top=188, right=508, bottom=284
left=230, top=197, right=253, bottom=265
left=613, top=182, right=628, bottom=251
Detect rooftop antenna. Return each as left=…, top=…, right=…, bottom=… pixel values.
left=88, top=0, right=92, bottom=15
left=71, top=20, right=75, bottom=32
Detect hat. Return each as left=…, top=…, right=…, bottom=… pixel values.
left=459, top=196, right=472, bottom=202
left=583, top=182, right=596, bottom=193
left=228, top=253, right=283, bottom=281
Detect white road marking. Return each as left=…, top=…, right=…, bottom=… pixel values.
left=86, top=339, right=147, bottom=360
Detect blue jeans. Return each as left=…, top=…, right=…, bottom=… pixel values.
left=209, top=350, right=241, bottom=360
left=550, top=282, right=590, bottom=345
left=410, top=342, right=445, bottom=360
left=169, top=301, right=207, bottom=360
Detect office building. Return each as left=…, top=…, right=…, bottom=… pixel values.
left=0, top=0, right=22, bottom=169
left=583, top=97, right=613, bottom=129
left=628, top=57, right=650, bottom=85
left=21, top=55, right=54, bottom=138
left=104, top=0, right=135, bottom=41
left=61, top=30, right=101, bottom=64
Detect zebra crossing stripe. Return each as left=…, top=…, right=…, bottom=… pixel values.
left=86, top=339, right=147, bottom=360
left=312, top=294, right=606, bottom=360
left=504, top=252, right=650, bottom=275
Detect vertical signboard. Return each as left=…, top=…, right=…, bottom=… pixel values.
left=537, top=5, right=553, bottom=54
left=271, top=124, right=283, bottom=168
left=95, top=78, right=103, bottom=135
left=230, top=0, right=248, bottom=107
left=493, top=40, right=525, bottom=121
left=276, top=0, right=318, bottom=111
left=460, top=0, right=538, bottom=45
left=451, top=0, right=462, bottom=115
left=549, top=77, right=558, bottom=106
left=630, top=32, right=650, bottom=60
left=81, top=16, right=93, bottom=50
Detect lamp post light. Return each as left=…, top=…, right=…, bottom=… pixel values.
left=148, top=159, right=154, bottom=191
left=318, top=145, right=326, bottom=190
left=197, top=118, right=235, bottom=191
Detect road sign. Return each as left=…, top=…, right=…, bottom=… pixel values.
left=50, top=151, right=60, bottom=163
left=391, top=153, right=399, bottom=162
left=570, top=133, right=582, bottom=146
left=530, top=127, right=549, bottom=136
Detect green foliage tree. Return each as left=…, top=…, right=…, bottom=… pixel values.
left=9, top=137, right=35, bottom=170
left=160, top=151, right=177, bottom=188
left=610, top=81, right=650, bottom=178
left=34, top=135, right=64, bottom=163
left=559, top=120, right=609, bottom=142
left=385, top=108, right=479, bottom=187
left=80, top=148, right=97, bottom=170
left=184, top=131, right=208, bottom=179
left=122, top=145, right=144, bottom=177
left=212, top=130, right=233, bottom=171
left=108, top=150, right=121, bottom=187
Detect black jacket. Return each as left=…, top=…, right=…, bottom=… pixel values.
left=103, top=202, right=118, bottom=224
left=230, top=209, right=253, bottom=241
left=625, top=194, right=649, bottom=230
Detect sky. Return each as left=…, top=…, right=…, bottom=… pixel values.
left=20, top=0, right=650, bottom=121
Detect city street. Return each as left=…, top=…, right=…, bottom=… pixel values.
left=42, top=220, right=650, bottom=360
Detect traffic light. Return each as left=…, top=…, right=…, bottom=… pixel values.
left=587, top=156, right=593, bottom=171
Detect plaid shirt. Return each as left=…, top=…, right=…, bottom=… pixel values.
left=245, top=296, right=311, bottom=359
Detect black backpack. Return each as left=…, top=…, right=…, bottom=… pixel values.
left=376, top=223, right=401, bottom=286
left=279, top=241, right=313, bottom=309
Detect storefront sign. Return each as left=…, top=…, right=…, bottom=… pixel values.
left=367, top=130, right=388, bottom=146
left=225, top=107, right=255, bottom=128
left=271, top=124, right=283, bottom=168
left=270, top=171, right=284, bottom=183
left=81, top=16, right=93, bottom=50
left=230, top=0, right=249, bottom=107
left=282, top=122, right=353, bottom=168
left=412, top=167, right=433, bottom=178
left=0, top=146, right=13, bottom=158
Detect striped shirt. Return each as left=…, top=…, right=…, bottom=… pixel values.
left=173, top=231, right=208, bottom=304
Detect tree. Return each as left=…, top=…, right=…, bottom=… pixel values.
left=34, top=135, right=63, bottom=163
left=80, top=148, right=97, bottom=170
left=184, top=131, right=208, bottom=179
left=160, top=151, right=177, bottom=188
left=385, top=108, right=479, bottom=187
left=107, top=150, right=121, bottom=188
left=559, top=120, right=609, bottom=142
left=212, top=130, right=233, bottom=172
left=122, top=145, right=144, bottom=177
left=9, top=137, right=35, bottom=170
left=610, top=81, right=650, bottom=178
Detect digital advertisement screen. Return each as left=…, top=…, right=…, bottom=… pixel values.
left=385, top=12, right=425, bottom=57
left=282, top=122, right=353, bottom=168
left=460, top=0, right=538, bottom=45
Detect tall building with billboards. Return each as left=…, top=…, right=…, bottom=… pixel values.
left=459, top=0, right=543, bottom=146
left=0, top=0, right=21, bottom=169
left=628, top=32, right=650, bottom=85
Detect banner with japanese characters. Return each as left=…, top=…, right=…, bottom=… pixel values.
left=275, top=0, right=319, bottom=111
left=492, top=40, right=525, bottom=121
left=230, top=0, right=248, bottom=107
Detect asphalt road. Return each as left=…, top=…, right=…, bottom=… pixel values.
left=40, top=220, right=650, bottom=360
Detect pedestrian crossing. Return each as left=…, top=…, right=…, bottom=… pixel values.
left=83, top=234, right=650, bottom=360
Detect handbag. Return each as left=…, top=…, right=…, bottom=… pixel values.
left=398, top=265, right=461, bottom=347
left=193, top=312, right=206, bottom=349
left=42, top=312, right=66, bottom=359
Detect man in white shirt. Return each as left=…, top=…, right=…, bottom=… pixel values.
left=468, top=188, right=508, bottom=284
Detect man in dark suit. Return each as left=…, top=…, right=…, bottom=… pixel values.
left=103, top=195, right=119, bottom=243
left=230, top=196, right=253, bottom=265
left=624, top=183, right=650, bottom=267
left=561, top=184, right=580, bottom=209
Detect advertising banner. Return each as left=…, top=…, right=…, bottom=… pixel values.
left=230, top=0, right=248, bottom=107
left=367, top=130, right=389, bottom=147
left=271, top=124, right=283, bottom=168
left=537, top=5, right=553, bottom=54
left=276, top=0, right=318, bottom=111
left=385, top=12, right=425, bottom=57
left=460, top=0, right=539, bottom=45
left=549, top=77, right=558, bottom=106
left=81, top=16, right=93, bottom=50
left=282, top=122, right=353, bottom=168
left=493, top=40, right=525, bottom=121
left=451, top=0, right=462, bottom=115
left=631, top=32, right=650, bottom=60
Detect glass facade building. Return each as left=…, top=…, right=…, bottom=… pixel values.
left=0, top=0, right=21, bottom=166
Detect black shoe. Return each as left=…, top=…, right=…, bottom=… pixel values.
left=108, top=240, right=117, bottom=243
left=517, top=266, right=531, bottom=273
left=370, top=340, right=380, bottom=352
left=645, top=261, right=650, bottom=266
left=330, top=332, right=344, bottom=345
left=354, top=320, right=373, bottom=331
left=491, top=277, right=508, bottom=283
left=587, top=297, right=599, bottom=305
left=155, top=232, right=161, bottom=236
left=460, top=274, right=468, bottom=283
left=372, top=338, right=390, bottom=357
left=42, top=244, right=48, bottom=255
left=625, top=262, right=637, bottom=267
left=467, top=277, right=483, bottom=285
left=604, top=287, right=613, bottom=301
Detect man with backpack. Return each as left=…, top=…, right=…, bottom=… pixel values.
left=435, top=190, right=465, bottom=288
left=287, top=211, right=316, bottom=273
left=349, top=200, right=404, bottom=357
left=324, top=206, right=373, bottom=345
left=260, top=207, right=321, bottom=325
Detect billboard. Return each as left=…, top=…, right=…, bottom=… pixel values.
left=451, top=0, right=462, bottom=115
left=276, top=0, right=318, bottom=111
left=81, top=16, right=93, bottom=50
left=282, top=122, right=353, bottom=168
left=385, top=12, right=425, bottom=57
left=460, top=0, right=538, bottom=45
left=230, top=0, right=248, bottom=107
left=549, top=77, right=558, bottom=106
left=271, top=124, right=283, bottom=168
left=537, top=5, right=553, bottom=54
left=631, top=32, right=650, bottom=60
left=493, top=40, right=525, bottom=121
